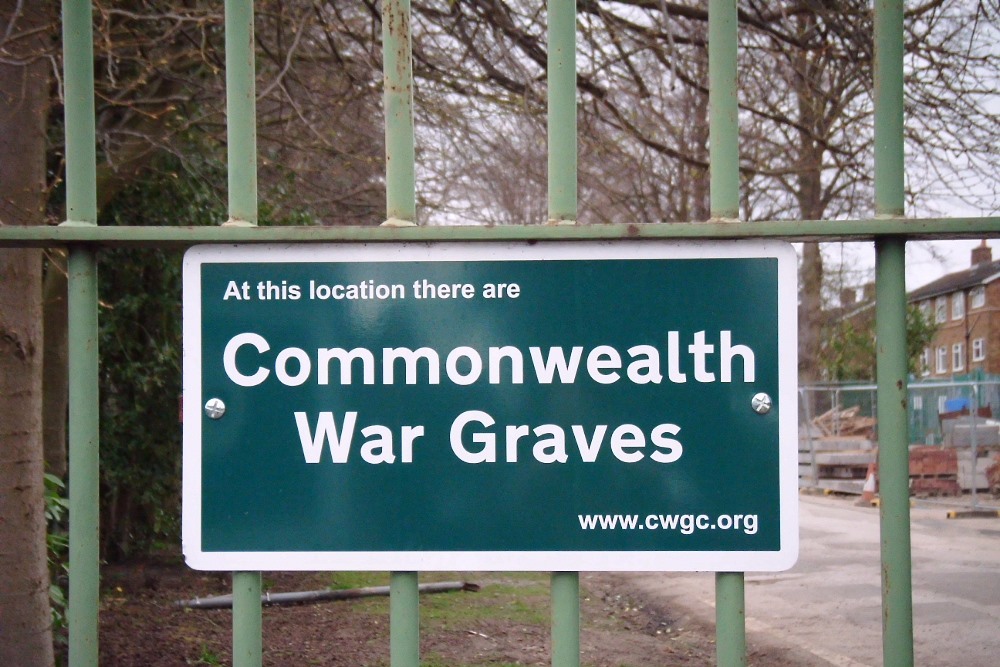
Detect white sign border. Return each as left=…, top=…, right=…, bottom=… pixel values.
left=182, top=239, right=798, bottom=572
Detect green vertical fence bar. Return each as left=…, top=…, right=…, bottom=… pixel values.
left=66, top=247, right=99, bottom=667
left=224, top=1, right=262, bottom=664
left=548, top=2, right=580, bottom=665
left=708, top=0, right=739, bottom=221
left=873, top=1, right=914, bottom=665
left=62, top=0, right=100, bottom=665
left=551, top=572, right=580, bottom=667
left=873, top=0, right=906, bottom=220
left=62, top=0, right=97, bottom=224
left=383, top=0, right=416, bottom=223
left=231, top=571, right=262, bottom=667
left=875, top=240, right=912, bottom=666
left=382, top=1, right=420, bottom=665
left=225, top=0, right=258, bottom=227
left=715, top=574, right=746, bottom=667
left=390, top=572, right=420, bottom=667
left=709, top=1, right=746, bottom=664
left=547, top=0, right=577, bottom=222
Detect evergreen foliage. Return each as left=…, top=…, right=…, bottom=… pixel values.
left=96, top=154, right=309, bottom=558
left=820, top=303, right=938, bottom=382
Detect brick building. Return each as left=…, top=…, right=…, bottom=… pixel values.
left=908, top=242, right=1000, bottom=378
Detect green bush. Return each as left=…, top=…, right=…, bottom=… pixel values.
left=97, top=156, right=312, bottom=559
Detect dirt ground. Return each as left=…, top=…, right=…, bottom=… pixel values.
left=86, top=551, right=806, bottom=666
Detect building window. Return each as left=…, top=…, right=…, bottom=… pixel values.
left=936, top=346, right=948, bottom=373
left=938, top=395, right=948, bottom=414
left=920, top=300, right=932, bottom=318
left=952, top=292, right=965, bottom=320
left=913, top=395, right=923, bottom=411
left=920, top=348, right=931, bottom=376
left=953, top=342, right=965, bottom=371
left=935, top=296, right=947, bottom=323
left=970, top=286, right=985, bottom=309
left=972, top=337, right=985, bottom=362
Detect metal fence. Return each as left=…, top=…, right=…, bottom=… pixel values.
left=909, top=378, right=1000, bottom=447
left=1, top=1, right=998, bottom=666
left=801, top=378, right=1000, bottom=445
left=800, top=379, right=1000, bottom=505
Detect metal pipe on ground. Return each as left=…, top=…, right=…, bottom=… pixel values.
left=176, top=581, right=480, bottom=610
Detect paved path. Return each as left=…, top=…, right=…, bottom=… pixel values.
left=622, top=493, right=1000, bottom=666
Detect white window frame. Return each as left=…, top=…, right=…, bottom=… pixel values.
left=913, top=395, right=923, bottom=411
left=935, top=296, right=947, bottom=323
left=920, top=348, right=931, bottom=376
left=920, top=300, right=932, bottom=318
left=952, top=292, right=965, bottom=320
left=953, top=342, right=965, bottom=371
left=936, top=346, right=948, bottom=373
left=972, top=337, right=985, bottom=362
left=938, top=395, right=948, bottom=414
left=970, top=285, right=985, bottom=309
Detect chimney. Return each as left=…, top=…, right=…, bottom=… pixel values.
left=971, top=240, right=992, bottom=266
left=862, top=282, right=876, bottom=302
left=840, top=288, right=856, bottom=307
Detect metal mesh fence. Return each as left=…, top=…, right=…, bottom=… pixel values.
left=801, top=377, right=1000, bottom=445
left=799, top=377, right=1000, bottom=496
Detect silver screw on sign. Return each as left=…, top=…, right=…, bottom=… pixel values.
left=204, top=398, right=227, bottom=420
left=750, top=392, right=772, bottom=415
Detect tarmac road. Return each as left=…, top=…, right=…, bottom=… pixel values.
left=623, top=493, right=1000, bottom=667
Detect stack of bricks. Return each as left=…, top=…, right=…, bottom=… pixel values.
left=909, top=446, right=960, bottom=496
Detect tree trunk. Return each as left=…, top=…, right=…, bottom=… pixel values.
left=0, top=3, right=55, bottom=665
left=799, top=241, right=825, bottom=384
left=42, top=251, right=68, bottom=479
left=791, top=13, right=828, bottom=388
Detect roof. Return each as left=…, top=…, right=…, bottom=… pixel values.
left=908, top=259, right=1000, bottom=302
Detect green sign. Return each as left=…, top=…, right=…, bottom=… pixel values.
left=182, top=241, right=798, bottom=571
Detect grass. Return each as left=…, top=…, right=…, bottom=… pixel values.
left=188, top=644, right=223, bottom=665
left=318, top=571, right=552, bottom=630
left=421, top=656, right=524, bottom=667
left=426, top=573, right=549, bottom=628
left=328, top=571, right=390, bottom=591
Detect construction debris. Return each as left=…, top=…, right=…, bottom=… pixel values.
left=940, top=413, right=999, bottom=492
left=908, top=446, right=960, bottom=496
left=800, top=404, right=876, bottom=494
left=810, top=405, right=877, bottom=439
left=802, top=403, right=1000, bottom=499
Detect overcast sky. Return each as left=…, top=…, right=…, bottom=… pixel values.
left=826, top=239, right=997, bottom=294
left=906, top=239, right=997, bottom=289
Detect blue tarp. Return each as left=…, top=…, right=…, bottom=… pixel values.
left=943, top=397, right=970, bottom=413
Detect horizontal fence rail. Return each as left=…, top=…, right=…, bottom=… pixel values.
left=0, top=217, right=998, bottom=249
left=7, top=0, right=995, bottom=666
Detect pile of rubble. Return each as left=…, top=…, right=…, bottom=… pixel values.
left=799, top=406, right=877, bottom=494
left=799, top=405, right=1000, bottom=497
left=908, top=446, right=960, bottom=496
left=937, top=413, right=1000, bottom=495
left=810, top=405, right=877, bottom=440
